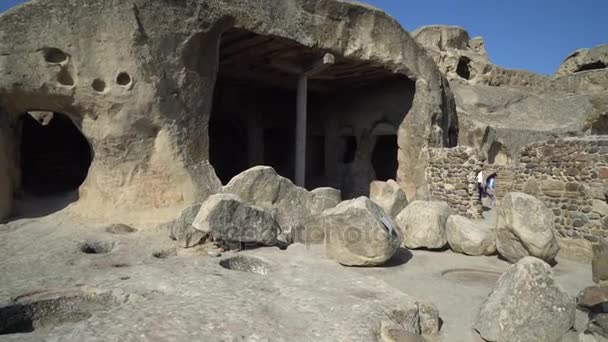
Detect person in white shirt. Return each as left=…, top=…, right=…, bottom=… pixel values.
left=476, top=170, right=484, bottom=202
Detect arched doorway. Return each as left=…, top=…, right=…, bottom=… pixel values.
left=20, top=112, right=92, bottom=196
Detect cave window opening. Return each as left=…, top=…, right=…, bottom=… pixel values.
left=372, top=135, right=398, bottom=181
left=20, top=112, right=92, bottom=196
left=576, top=61, right=607, bottom=73
left=456, top=57, right=472, bottom=80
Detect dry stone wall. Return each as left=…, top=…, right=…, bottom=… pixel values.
left=500, top=136, right=608, bottom=245
left=426, top=146, right=483, bottom=219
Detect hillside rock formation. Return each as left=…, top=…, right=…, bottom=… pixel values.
left=413, top=26, right=608, bottom=165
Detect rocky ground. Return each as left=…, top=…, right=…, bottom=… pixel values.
left=0, top=197, right=593, bottom=341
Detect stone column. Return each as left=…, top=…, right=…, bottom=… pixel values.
left=295, top=75, right=308, bottom=187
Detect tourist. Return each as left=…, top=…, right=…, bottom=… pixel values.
left=476, top=170, right=484, bottom=201
left=486, top=173, right=497, bottom=207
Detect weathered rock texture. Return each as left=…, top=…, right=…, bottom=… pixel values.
left=0, top=0, right=457, bottom=223
left=370, top=179, right=408, bottom=218
left=323, top=197, right=403, bottom=266
left=192, top=193, right=279, bottom=245
left=163, top=204, right=206, bottom=248
left=490, top=136, right=608, bottom=256
left=414, top=26, right=608, bottom=166
left=223, top=166, right=338, bottom=236
left=474, top=257, right=575, bottom=342
left=425, top=146, right=483, bottom=218
left=496, top=192, right=560, bottom=263
left=446, top=215, right=496, bottom=256
left=556, top=45, right=608, bottom=78
left=396, top=201, right=452, bottom=249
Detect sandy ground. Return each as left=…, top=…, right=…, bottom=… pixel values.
left=0, top=198, right=594, bottom=341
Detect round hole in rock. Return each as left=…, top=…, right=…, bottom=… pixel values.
left=116, top=72, right=132, bottom=86
left=152, top=249, right=177, bottom=259
left=105, top=224, right=137, bottom=234
left=41, top=47, right=68, bottom=64
left=57, top=69, right=75, bottom=87
left=441, top=268, right=503, bottom=286
left=219, top=255, right=271, bottom=275
left=20, top=112, right=92, bottom=196
left=0, top=289, right=117, bottom=335
left=91, top=78, right=106, bottom=92
left=80, top=241, right=114, bottom=254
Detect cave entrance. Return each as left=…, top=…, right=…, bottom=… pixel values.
left=20, top=112, right=92, bottom=196
left=372, top=135, right=398, bottom=181
left=210, top=28, right=410, bottom=189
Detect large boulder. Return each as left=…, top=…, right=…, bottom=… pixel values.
left=496, top=192, right=560, bottom=263
left=474, top=257, right=575, bottom=342
left=223, top=166, right=338, bottom=235
left=192, top=193, right=279, bottom=245
left=446, top=215, right=496, bottom=256
left=370, top=180, right=409, bottom=218
left=162, top=204, right=206, bottom=248
left=324, top=197, right=402, bottom=266
left=396, top=201, right=452, bottom=249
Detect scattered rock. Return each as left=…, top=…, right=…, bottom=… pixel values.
left=161, top=204, right=207, bottom=248
left=370, top=179, right=409, bottom=218
left=324, top=197, right=403, bottom=266
left=192, top=193, right=280, bottom=246
left=593, top=240, right=608, bottom=285
left=396, top=201, right=452, bottom=249
left=588, top=314, right=608, bottom=339
left=418, top=302, right=440, bottom=336
left=223, top=166, right=338, bottom=235
left=474, top=257, right=575, bottom=342
left=446, top=215, right=496, bottom=256
left=496, top=192, right=560, bottom=263
left=577, top=287, right=608, bottom=313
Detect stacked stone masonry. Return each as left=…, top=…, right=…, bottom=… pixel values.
left=496, top=136, right=608, bottom=244
left=426, top=146, right=484, bottom=219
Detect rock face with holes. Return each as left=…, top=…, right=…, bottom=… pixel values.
left=413, top=25, right=608, bottom=165
left=556, top=45, right=608, bottom=78
left=446, top=215, right=496, bottom=256
left=370, top=180, right=409, bottom=219
left=322, top=197, right=402, bottom=266
left=0, top=0, right=456, bottom=223
left=223, top=166, right=338, bottom=236
left=474, top=257, right=575, bottom=342
left=192, top=193, right=280, bottom=246
left=496, top=192, right=560, bottom=264
left=396, top=201, right=452, bottom=249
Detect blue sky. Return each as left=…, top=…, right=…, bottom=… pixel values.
left=1, top=0, right=606, bottom=75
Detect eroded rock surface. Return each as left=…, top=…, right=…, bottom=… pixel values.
left=474, top=257, right=575, bottom=342
left=446, top=215, right=496, bottom=256
left=370, top=180, right=409, bottom=219
left=192, top=193, right=279, bottom=246
left=396, top=201, right=452, bottom=249
left=324, top=197, right=403, bottom=266
left=496, top=192, right=560, bottom=263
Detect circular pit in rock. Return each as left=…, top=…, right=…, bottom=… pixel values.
left=441, top=268, right=503, bottom=286
left=80, top=241, right=115, bottom=255
left=105, top=224, right=137, bottom=234
left=219, top=255, right=271, bottom=275
left=0, top=288, right=118, bottom=335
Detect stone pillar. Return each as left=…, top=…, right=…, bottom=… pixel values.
left=295, top=75, right=308, bottom=187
